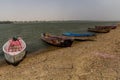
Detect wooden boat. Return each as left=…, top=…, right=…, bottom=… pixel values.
left=95, top=25, right=117, bottom=29
left=41, top=33, right=73, bottom=47
left=88, top=28, right=110, bottom=33
left=63, top=32, right=96, bottom=37
left=64, top=36, right=96, bottom=41
left=3, top=37, right=26, bottom=65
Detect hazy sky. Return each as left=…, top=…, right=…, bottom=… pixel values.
left=0, top=0, right=120, bottom=21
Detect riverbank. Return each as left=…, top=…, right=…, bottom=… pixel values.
left=0, top=24, right=120, bottom=80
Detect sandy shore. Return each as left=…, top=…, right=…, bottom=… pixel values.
left=0, top=24, right=120, bottom=80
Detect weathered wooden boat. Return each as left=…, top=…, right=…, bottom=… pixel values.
left=95, top=25, right=117, bottom=29
left=88, top=28, right=110, bottom=33
left=63, top=32, right=96, bottom=37
left=64, top=36, right=96, bottom=41
left=41, top=33, right=73, bottom=47
left=3, top=37, right=26, bottom=65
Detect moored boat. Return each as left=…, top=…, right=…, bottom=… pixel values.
left=88, top=28, right=110, bottom=33
left=63, top=32, right=96, bottom=37
left=95, top=25, right=117, bottom=29
left=3, top=37, right=26, bottom=65
left=64, top=36, right=96, bottom=41
left=41, top=33, right=73, bottom=47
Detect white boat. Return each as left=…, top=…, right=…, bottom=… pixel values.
left=3, top=37, right=26, bottom=64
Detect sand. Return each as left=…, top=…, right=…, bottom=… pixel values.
left=0, top=24, right=120, bottom=80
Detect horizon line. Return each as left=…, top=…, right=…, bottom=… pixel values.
left=0, top=20, right=120, bottom=22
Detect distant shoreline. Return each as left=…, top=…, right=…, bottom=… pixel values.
left=0, top=20, right=119, bottom=24
left=0, top=21, right=13, bottom=24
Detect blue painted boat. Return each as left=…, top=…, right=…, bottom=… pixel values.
left=63, top=32, right=96, bottom=37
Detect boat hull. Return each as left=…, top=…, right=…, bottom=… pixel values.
left=88, top=28, right=110, bottom=33
left=4, top=50, right=26, bottom=64
left=41, top=33, right=73, bottom=47
left=63, top=32, right=95, bottom=37
left=95, top=26, right=117, bottom=29
left=41, top=38, right=73, bottom=47
left=64, top=36, right=96, bottom=41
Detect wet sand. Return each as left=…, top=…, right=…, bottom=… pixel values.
left=0, top=24, right=120, bottom=80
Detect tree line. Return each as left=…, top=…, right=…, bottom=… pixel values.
left=0, top=21, right=13, bottom=24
